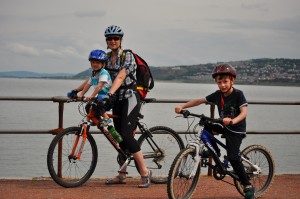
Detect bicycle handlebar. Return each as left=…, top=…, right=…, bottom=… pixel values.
left=67, top=96, right=156, bottom=103
left=66, top=96, right=87, bottom=103
left=180, top=110, right=223, bottom=125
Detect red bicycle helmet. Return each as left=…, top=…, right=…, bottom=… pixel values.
left=212, top=64, right=237, bottom=78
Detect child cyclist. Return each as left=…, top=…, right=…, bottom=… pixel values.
left=175, top=64, right=255, bottom=199
left=67, top=49, right=112, bottom=126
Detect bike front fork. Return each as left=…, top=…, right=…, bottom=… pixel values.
left=185, top=142, right=204, bottom=178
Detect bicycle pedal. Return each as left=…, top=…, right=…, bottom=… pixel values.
left=201, top=158, right=208, bottom=167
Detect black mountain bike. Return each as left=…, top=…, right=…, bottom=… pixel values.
left=167, top=110, right=274, bottom=199
left=47, top=98, right=184, bottom=188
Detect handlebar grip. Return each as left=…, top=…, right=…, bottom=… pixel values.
left=181, top=110, right=190, bottom=118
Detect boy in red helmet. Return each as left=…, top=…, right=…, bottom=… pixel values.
left=175, top=64, right=255, bottom=199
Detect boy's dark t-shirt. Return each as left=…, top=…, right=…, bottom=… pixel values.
left=205, top=88, right=248, bottom=134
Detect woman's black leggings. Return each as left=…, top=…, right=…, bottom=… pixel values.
left=112, top=92, right=141, bottom=154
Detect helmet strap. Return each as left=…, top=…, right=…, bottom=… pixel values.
left=92, top=68, right=102, bottom=77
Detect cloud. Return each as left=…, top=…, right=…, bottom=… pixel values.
left=205, top=15, right=300, bottom=33
left=0, top=0, right=299, bottom=73
left=5, top=42, right=84, bottom=62
left=7, top=43, right=40, bottom=56
left=241, top=3, right=268, bottom=12
left=74, top=10, right=106, bottom=18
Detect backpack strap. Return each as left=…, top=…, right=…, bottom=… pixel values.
left=121, top=49, right=137, bottom=82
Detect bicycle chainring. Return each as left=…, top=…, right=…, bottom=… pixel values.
left=213, top=165, right=226, bottom=180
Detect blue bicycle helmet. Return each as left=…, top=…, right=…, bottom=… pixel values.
left=104, top=25, right=124, bottom=37
left=88, top=50, right=108, bottom=61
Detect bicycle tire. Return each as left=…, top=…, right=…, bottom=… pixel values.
left=234, top=144, right=275, bottom=198
left=167, top=147, right=201, bottom=199
left=47, top=127, right=98, bottom=188
left=137, top=126, right=185, bottom=184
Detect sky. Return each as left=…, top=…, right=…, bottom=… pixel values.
left=0, top=0, right=300, bottom=74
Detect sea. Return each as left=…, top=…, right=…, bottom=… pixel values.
left=0, top=78, right=299, bottom=178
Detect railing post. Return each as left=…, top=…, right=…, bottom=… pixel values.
left=207, top=104, right=215, bottom=176
left=58, top=102, right=64, bottom=178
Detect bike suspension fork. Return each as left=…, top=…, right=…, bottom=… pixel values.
left=70, top=124, right=89, bottom=160
left=186, top=142, right=203, bottom=178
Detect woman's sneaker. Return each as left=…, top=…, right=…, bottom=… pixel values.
left=244, top=185, right=255, bottom=199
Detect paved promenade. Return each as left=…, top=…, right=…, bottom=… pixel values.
left=0, top=174, right=299, bottom=199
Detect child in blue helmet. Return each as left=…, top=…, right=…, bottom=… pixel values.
left=67, top=49, right=112, bottom=126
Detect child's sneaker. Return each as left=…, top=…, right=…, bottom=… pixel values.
left=102, top=118, right=112, bottom=127
left=244, top=185, right=255, bottom=199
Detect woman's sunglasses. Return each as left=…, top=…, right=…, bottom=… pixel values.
left=106, top=37, right=121, bottom=41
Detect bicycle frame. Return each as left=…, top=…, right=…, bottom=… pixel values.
left=136, top=122, right=164, bottom=161
left=68, top=103, right=165, bottom=174
left=188, top=126, right=261, bottom=181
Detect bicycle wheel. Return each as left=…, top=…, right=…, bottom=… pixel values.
left=167, top=147, right=201, bottom=199
left=47, top=126, right=98, bottom=188
left=234, top=145, right=275, bottom=198
left=137, top=126, right=185, bottom=184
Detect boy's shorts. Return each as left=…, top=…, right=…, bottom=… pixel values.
left=85, top=102, right=106, bottom=118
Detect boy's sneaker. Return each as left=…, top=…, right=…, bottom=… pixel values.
left=244, top=185, right=255, bottom=199
left=102, top=118, right=112, bottom=127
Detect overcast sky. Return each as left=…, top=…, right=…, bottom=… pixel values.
left=0, top=0, right=299, bottom=74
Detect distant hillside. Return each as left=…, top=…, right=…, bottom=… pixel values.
left=152, top=58, right=300, bottom=86
left=0, top=71, right=74, bottom=78
left=1, top=58, right=299, bottom=86
left=72, top=58, right=300, bottom=86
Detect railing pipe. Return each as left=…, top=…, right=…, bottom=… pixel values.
left=1, top=96, right=300, bottom=176
left=0, top=96, right=299, bottom=135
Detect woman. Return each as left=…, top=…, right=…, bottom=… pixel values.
left=104, top=25, right=151, bottom=188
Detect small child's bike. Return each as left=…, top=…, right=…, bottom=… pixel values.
left=47, top=98, right=184, bottom=188
left=167, top=110, right=274, bottom=199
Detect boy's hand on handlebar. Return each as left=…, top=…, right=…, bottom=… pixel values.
left=175, top=106, right=183, bottom=114
left=67, top=89, right=78, bottom=99
left=223, top=117, right=233, bottom=126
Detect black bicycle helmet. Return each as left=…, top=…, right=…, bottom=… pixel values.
left=212, top=64, right=237, bottom=78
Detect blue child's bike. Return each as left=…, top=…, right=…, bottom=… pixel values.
left=167, top=110, right=274, bottom=199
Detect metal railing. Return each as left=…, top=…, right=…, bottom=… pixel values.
left=1, top=96, right=299, bottom=176
left=0, top=96, right=299, bottom=135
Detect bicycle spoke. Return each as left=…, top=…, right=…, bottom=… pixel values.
left=137, top=126, right=184, bottom=184
left=47, top=127, right=98, bottom=187
left=167, top=148, right=200, bottom=199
